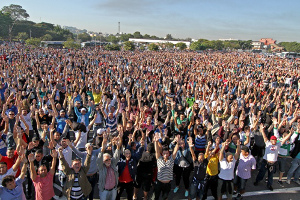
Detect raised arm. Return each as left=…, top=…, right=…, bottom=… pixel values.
left=188, top=137, right=197, bottom=161
left=259, top=123, right=268, bottom=143
left=58, top=147, right=71, bottom=175
left=234, top=139, right=241, bottom=160
left=172, top=135, right=181, bottom=160
left=154, top=134, right=161, bottom=160
left=28, top=154, right=37, bottom=181
left=49, top=149, right=58, bottom=175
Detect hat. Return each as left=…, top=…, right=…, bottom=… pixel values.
left=80, top=108, right=87, bottom=112
left=270, top=136, right=277, bottom=140
left=60, top=109, right=65, bottom=113
left=97, top=128, right=106, bottom=135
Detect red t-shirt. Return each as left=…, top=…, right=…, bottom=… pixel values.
left=119, top=160, right=133, bottom=183
left=0, top=151, right=21, bottom=177
left=33, top=172, right=55, bottom=199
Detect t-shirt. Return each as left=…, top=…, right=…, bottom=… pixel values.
left=0, top=177, right=26, bottom=200
left=263, top=141, right=281, bottom=162
left=205, top=154, right=219, bottom=176
left=75, top=128, right=89, bottom=149
left=33, top=172, right=55, bottom=199
left=218, top=158, right=236, bottom=180
left=157, top=156, right=174, bottom=181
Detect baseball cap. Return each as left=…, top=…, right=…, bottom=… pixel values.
left=270, top=136, right=277, bottom=140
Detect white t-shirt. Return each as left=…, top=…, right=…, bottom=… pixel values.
left=263, top=141, right=281, bottom=162
left=75, top=128, right=89, bottom=149
left=0, top=168, right=17, bottom=184
left=218, top=158, right=236, bottom=180
left=55, top=145, right=72, bottom=170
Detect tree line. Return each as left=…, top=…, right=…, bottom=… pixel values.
left=1, top=4, right=300, bottom=52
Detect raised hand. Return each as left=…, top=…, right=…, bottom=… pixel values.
left=51, top=149, right=58, bottom=158
left=87, top=144, right=93, bottom=155
left=28, top=154, right=35, bottom=162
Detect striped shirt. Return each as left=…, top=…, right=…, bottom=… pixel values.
left=70, top=173, right=83, bottom=199
left=106, top=116, right=117, bottom=134
left=157, top=156, right=174, bottom=181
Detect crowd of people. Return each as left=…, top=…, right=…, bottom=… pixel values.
left=0, top=42, right=299, bottom=200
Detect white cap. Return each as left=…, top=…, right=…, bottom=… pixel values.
left=80, top=108, right=87, bottom=112
left=97, top=128, right=106, bottom=135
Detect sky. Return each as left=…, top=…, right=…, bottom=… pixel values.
left=1, top=0, right=300, bottom=42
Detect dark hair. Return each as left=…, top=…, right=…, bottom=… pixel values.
left=72, top=158, right=82, bottom=163
left=35, top=149, right=43, bottom=155
left=0, top=162, right=7, bottom=166
left=162, top=146, right=169, bottom=152
left=2, top=175, right=15, bottom=187
left=7, top=147, right=15, bottom=151
left=241, top=145, right=250, bottom=153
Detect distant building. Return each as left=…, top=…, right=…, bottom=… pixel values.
left=251, top=41, right=263, bottom=49
left=260, top=38, right=276, bottom=45
left=128, top=38, right=191, bottom=47
left=218, top=38, right=239, bottom=41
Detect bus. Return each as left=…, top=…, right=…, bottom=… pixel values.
left=280, top=52, right=298, bottom=58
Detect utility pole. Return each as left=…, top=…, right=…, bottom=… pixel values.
left=30, top=29, right=32, bottom=38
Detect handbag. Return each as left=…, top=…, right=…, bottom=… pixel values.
left=178, top=149, right=191, bottom=168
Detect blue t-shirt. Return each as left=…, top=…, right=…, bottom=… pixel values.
left=0, top=135, right=7, bottom=156
left=56, top=115, right=68, bottom=134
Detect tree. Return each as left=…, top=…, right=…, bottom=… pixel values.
left=148, top=43, right=159, bottom=51
left=2, top=4, right=29, bottom=42
left=123, top=41, right=135, bottom=51
left=41, top=33, right=53, bottom=41
left=133, top=31, right=143, bottom=39
left=143, top=34, right=151, bottom=39
left=0, top=12, right=12, bottom=39
left=279, top=42, right=300, bottom=52
left=190, top=41, right=205, bottom=51
left=25, top=38, right=41, bottom=46
left=175, top=42, right=187, bottom=50
left=119, top=33, right=133, bottom=42
left=105, top=44, right=120, bottom=51
left=108, top=35, right=119, bottom=44
left=63, top=38, right=80, bottom=49
left=16, top=32, right=28, bottom=41
left=78, top=32, right=91, bottom=42
left=165, top=34, right=173, bottom=40
left=165, top=42, right=174, bottom=49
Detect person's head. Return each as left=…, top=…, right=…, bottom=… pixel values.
left=124, top=149, right=132, bottom=160
left=1, top=175, right=16, bottom=189
left=241, top=145, right=250, bottom=157
left=6, top=147, right=15, bottom=159
left=0, top=162, right=8, bottom=175
left=72, top=158, right=82, bottom=173
left=37, top=165, right=48, bottom=177
left=146, top=117, right=152, bottom=125
left=21, top=108, right=28, bottom=116
left=54, top=132, right=61, bottom=141
left=108, top=111, right=114, bottom=119
left=162, top=146, right=170, bottom=160
left=179, top=113, right=185, bottom=121
left=35, top=149, right=44, bottom=162
left=103, top=153, right=112, bottom=167
left=32, top=137, right=40, bottom=147
left=225, top=152, right=234, bottom=163
left=270, top=135, right=277, bottom=145
left=232, top=135, right=238, bottom=144
left=198, top=152, right=204, bottom=162
left=39, top=108, right=45, bottom=116
left=59, top=109, right=65, bottom=117
left=8, top=111, right=15, bottom=119
left=80, top=108, right=87, bottom=115
left=61, top=137, right=68, bottom=148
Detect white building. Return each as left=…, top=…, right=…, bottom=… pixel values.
left=128, top=38, right=191, bottom=47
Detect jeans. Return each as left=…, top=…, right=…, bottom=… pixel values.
left=99, top=188, right=117, bottom=200
left=154, top=180, right=171, bottom=200
left=255, top=159, right=275, bottom=186
left=87, top=173, right=98, bottom=200
left=287, top=157, right=300, bottom=181
left=116, top=181, right=134, bottom=200
left=174, top=164, right=192, bottom=190
left=202, top=175, right=218, bottom=200
left=58, top=170, right=66, bottom=187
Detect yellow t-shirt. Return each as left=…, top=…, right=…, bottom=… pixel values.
left=205, top=154, right=219, bottom=176
left=93, top=92, right=102, bottom=104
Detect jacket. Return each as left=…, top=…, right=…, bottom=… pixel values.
left=97, top=149, right=120, bottom=192
left=117, top=146, right=144, bottom=180
left=74, top=106, right=92, bottom=127
left=60, top=154, right=92, bottom=199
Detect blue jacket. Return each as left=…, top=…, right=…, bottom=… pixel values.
left=117, top=146, right=144, bottom=180
left=74, top=106, right=91, bottom=127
